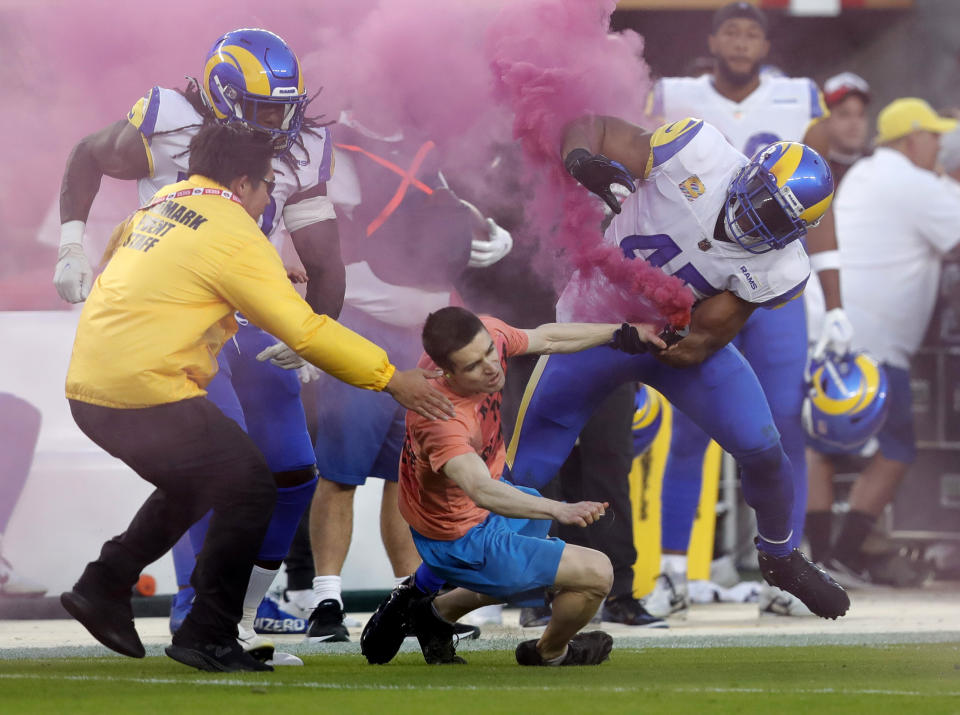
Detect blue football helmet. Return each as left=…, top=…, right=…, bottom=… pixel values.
left=200, top=28, right=308, bottom=154
left=802, top=351, right=890, bottom=453
left=724, top=141, right=834, bottom=254
left=632, top=385, right=665, bottom=457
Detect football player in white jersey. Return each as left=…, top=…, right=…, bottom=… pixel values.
left=505, top=114, right=849, bottom=621
left=643, top=1, right=854, bottom=618
left=54, top=28, right=452, bottom=666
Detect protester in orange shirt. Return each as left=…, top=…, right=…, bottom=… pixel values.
left=367, top=306, right=663, bottom=667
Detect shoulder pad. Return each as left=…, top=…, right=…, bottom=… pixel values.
left=645, top=118, right=704, bottom=177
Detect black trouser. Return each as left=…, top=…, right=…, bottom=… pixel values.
left=70, top=397, right=276, bottom=642
left=546, top=382, right=638, bottom=599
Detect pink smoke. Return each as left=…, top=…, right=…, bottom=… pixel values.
left=486, top=0, right=694, bottom=328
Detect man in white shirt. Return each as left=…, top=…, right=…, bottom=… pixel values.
left=807, top=98, right=960, bottom=587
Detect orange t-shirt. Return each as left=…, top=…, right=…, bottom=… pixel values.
left=398, top=316, right=529, bottom=540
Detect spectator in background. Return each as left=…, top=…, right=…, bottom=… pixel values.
left=806, top=99, right=960, bottom=589
left=821, top=72, right=872, bottom=185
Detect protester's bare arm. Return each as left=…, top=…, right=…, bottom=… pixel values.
left=523, top=322, right=665, bottom=355
left=442, top=453, right=607, bottom=526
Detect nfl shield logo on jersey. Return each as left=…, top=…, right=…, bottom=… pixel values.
left=679, top=175, right=705, bottom=202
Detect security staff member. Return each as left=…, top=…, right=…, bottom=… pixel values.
left=60, top=123, right=453, bottom=673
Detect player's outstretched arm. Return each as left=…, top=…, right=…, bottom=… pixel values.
left=654, top=291, right=755, bottom=368
left=442, top=453, right=608, bottom=525
left=523, top=322, right=665, bottom=356
left=56, top=120, right=151, bottom=302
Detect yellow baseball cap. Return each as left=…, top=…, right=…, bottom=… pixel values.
left=876, top=98, right=957, bottom=144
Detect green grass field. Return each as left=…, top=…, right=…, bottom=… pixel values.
left=4, top=643, right=959, bottom=715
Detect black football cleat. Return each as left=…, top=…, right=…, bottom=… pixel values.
left=361, top=576, right=425, bottom=664
left=408, top=595, right=466, bottom=665
left=757, top=544, right=850, bottom=620
left=305, top=599, right=350, bottom=643
left=601, top=596, right=668, bottom=628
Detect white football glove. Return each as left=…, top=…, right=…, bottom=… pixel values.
left=468, top=218, right=513, bottom=268
left=53, top=243, right=93, bottom=303
left=296, top=364, right=323, bottom=384
left=812, top=307, right=855, bottom=360
left=256, top=342, right=308, bottom=371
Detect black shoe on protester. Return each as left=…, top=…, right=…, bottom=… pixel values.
left=601, top=596, right=668, bottom=628
left=757, top=543, right=850, bottom=620
left=305, top=599, right=350, bottom=643
left=166, top=639, right=273, bottom=672
left=515, top=631, right=613, bottom=666
left=361, top=576, right=426, bottom=664
left=60, top=580, right=145, bottom=659
left=408, top=595, right=466, bottom=665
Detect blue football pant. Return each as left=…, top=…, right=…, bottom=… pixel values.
left=507, top=344, right=795, bottom=555
left=661, top=298, right=808, bottom=552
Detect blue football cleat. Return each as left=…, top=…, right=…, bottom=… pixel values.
left=255, top=594, right=308, bottom=634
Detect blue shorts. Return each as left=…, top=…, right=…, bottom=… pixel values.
left=877, top=364, right=916, bottom=464
left=312, top=306, right=422, bottom=485
left=411, top=484, right=566, bottom=598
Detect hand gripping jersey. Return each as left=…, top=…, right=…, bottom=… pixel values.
left=127, top=86, right=333, bottom=242
left=557, top=118, right=810, bottom=321
left=649, top=74, right=826, bottom=156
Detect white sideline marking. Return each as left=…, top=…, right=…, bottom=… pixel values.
left=0, top=674, right=957, bottom=697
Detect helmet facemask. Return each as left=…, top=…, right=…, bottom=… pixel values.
left=723, top=161, right=809, bottom=254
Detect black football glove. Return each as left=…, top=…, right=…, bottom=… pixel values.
left=610, top=323, right=649, bottom=354
left=563, top=148, right=636, bottom=214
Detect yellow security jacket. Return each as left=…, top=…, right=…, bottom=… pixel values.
left=67, top=175, right=394, bottom=408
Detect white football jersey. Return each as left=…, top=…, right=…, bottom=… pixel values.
left=126, top=86, right=333, bottom=242
left=649, top=74, right=826, bottom=156
left=557, top=118, right=810, bottom=322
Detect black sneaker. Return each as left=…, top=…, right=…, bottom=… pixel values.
left=601, top=596, right=668, bottom=628
left=361, top=576, right=426, bottom=665
left=166, top=639, right=273, bottom=672
left=519, top=605, right=552, bottom=627
left=305, top=599, right=350, bottom=643
left=409, top=595, right=466, bottom=665
left=515, top=631, right=613, bottom=666
left=758, top=544, right=850, bottom=620
left=60, top=582, right=144, bottom=659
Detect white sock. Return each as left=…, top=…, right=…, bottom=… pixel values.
left=313, top=575, right=343, bottom=608
left=661, top=554, right=688, bottom=576
left=239, top=565, right=279, bottom=632
left=543, top=646, right=568, bottom=665
left=393, top=576, right=407, bottom=588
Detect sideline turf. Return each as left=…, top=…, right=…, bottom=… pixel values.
left=3, top=643, right=959, bottom=714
